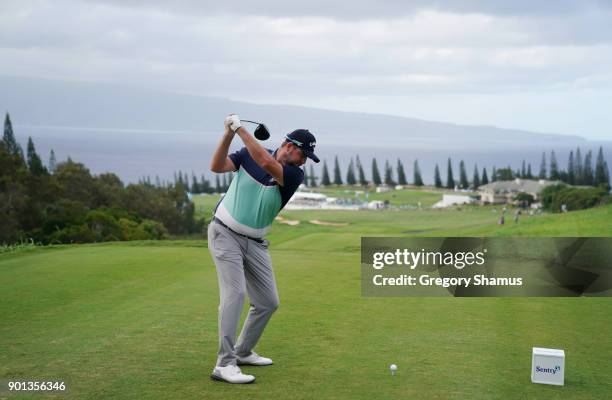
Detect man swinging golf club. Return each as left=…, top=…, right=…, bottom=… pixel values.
left=208, top=114, right=320, bottom=384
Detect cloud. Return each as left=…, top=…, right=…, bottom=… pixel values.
left=84, top=0, right=612, bottom=19
left=1, top=0, right=612, bottom=139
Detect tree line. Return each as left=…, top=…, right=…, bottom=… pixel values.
left=3, top=109, right=610, bottom=244
left=1, top=113, right=204, bottom=245
left=304, top=151, right=610, bottom=191
left=137, top=170, right=234, bottom=194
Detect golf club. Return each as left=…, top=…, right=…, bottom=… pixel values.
left=241, top=119, right=270, bottom=141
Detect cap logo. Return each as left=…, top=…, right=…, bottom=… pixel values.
left=310, top=141, right=316, bottom=148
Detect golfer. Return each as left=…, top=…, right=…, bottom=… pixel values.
left=208, top=114, right=319, bottom=384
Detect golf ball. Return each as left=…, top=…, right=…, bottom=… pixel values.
left=390, top=364, right=397, bottom=371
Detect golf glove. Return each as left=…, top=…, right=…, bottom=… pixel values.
left=226, top=114, right=242, bottom=133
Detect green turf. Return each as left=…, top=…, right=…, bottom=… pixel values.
left=296, top=185, right=450, bottom=207
left=2, top=197, right=611, bottom=399
left=1, top=240, right=611, bottom=399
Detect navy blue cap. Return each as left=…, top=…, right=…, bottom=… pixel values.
left=285, top=129, right=320, bottom=163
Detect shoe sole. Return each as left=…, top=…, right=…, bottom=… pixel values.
left=237, top=361, right=273, bottom=366
left=210, top=374, right=255, bottom=384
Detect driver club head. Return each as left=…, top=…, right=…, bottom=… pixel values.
left=253, top=124, right=270, bottom=141
left=241, top=119, right=270, bottom=141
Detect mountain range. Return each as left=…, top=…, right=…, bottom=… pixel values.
left=1, top=76, right=608, bottom=183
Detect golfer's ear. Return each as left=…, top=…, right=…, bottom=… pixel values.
left=285, top=142, right=299, bottom=153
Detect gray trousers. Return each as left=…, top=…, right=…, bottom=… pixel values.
left=207, top=220, right=280, bottom=367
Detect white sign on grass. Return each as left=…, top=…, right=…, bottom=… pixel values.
left=531, top=347, right=565, bottom=386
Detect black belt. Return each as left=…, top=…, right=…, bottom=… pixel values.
left=213, top=217, right=264, bottom=243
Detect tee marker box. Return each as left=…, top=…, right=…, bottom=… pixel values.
left=531, top=347, right=565, bottom=386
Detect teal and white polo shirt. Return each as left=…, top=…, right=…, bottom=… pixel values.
left=214, top=147, right=304, bottom=238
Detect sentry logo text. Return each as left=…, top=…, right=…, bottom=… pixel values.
left=535, top=366, right=561, bottom=374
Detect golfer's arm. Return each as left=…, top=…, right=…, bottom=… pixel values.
left=236, top=127, right=284, bottom=186
left=210, top=131, right=237, bottom=173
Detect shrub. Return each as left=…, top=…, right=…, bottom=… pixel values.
left=48, top=224, right=96, bottom=244
left=514, top=192, right=534, bottom=208
left=85, top=210, right=122, bottom=241
left=540, top=184, right=608, bottom=212
left=118, top=218, right=150, bottom=241
left=139, top=219, right=168, bottom=240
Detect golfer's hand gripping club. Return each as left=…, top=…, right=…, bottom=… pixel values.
left=225, top=114, right=242, bottom=133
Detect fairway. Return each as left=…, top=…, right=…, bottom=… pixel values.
left=2, top=200, right=612, bottom=399
left=194, top=189, right=612, bottom=237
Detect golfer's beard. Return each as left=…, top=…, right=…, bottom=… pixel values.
left=280, top=156, right=302, bottom=167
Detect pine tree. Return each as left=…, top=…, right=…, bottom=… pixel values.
left=595, top=146, right=608, bottom=188
left=491, top=166, right=497, bottom=182
left=446, top=158, right=455, bottom=189
left=549, top=150, right=559, bottom=180
left=356, top=155, right=367, bottom=186
left=48, top=149, right=57, bottom=174
left=2, top=112, right=25, bottom=162
left=346, top=158, right=356, bottom=185
left=201, top=174, right=211, bottom=193
left=309, top=165, right=317, bottom=187
left=303, top=166, right=309, bottom=186
left=333, top=156, right=343, bottom=185
left=191, top=173, right=199, bottom=193
left=575, top=147, right=583, bottom=185
left=371, top=158, right=382, bottom=185
left=583, top=150, right=594, bottom=186
left=472, top=164, right=480, bottom=189
left=604, top=161, right=611, bottom=191
left=215, top=175, right=221, bottom=192
left=481, top=167, right=489, bottom=185
left=183, top=173, right=191, bottom=191
left=538, top=152, right=547, bottom=179
left=413, top=160, right=424, bottom=186
left=26, top=137, right=47, bottom=176
left=458, top=160, right=468, bottom=189
left=526, top=164, right=533, bottom=179
left=224, top=174, right=230, bottom=191
left=434, top=164, right=442, bottom=188
left=397, top=159, right=407, bottom=185
left=384, top=160, right=395, bottom=185
left=321, top=160, right=331, bottom=186
left=567, top=150, right=575, bottom=185
left=521, top=160, right=526, bottom=179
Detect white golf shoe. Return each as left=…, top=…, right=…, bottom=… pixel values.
left=237, top=351, right=273, bottom=366
left=210, top=365, right=255, bottom=384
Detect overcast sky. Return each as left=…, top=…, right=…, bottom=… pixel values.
left=2, top=0, right=612, bottom=140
